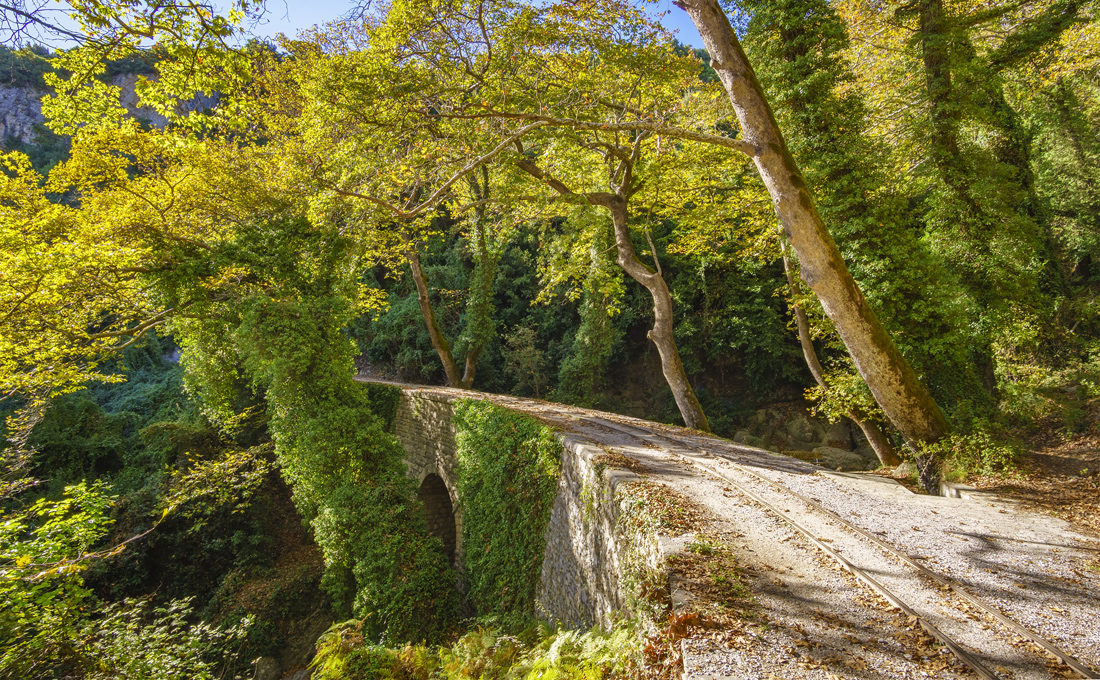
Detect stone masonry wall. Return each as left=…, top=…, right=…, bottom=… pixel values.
left=386, top=385, right=653, bottom=629
left=534, top=434, right=650, bottom=628
left=392, top=390, right=463, bottom=564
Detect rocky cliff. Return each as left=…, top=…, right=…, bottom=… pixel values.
left=0, top=86, right=44, bottom=144
left=0, top=73, right=218, bottom=147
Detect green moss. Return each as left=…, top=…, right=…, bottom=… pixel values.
left=452, top=400, right=561, bottom=628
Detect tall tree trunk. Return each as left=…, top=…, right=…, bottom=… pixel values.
left=607, top=196, right=711, bottom=432
left=458, top=231, right=492, bottom=389
left=457, top=171, right=498, bottom=389
left=781, top=243, right=901, bottom=467
left=404, top=234, right=464, bottom=388
left=675, top=0, right=950, bottom=448
left=919, top=0, right=966, bottom=186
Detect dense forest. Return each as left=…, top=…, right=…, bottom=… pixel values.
left=1, top=0, right=1099, bottom=677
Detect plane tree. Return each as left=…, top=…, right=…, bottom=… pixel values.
left=355, top=0, right=757, bottom=430
left=834, top=0, right=1100, bottom=400
left=362, top=0, right=951, bottom=443
left=261, top=30, right=547, bottom=389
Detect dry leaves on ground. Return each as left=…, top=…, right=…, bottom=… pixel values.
left=976, top=434, right=1100, bottom=540
left=621, top=481, right=711, bottom=534
left=595, top=450, right=654, bottom=476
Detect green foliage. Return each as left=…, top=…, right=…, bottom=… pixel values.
left=1028, top=77, right=1100, bottom=273
left=156, top=208, right=461, bottom=643
left=311, top=620, right=440, bottom=680
left=0, top=476, right=257, bottom=680
left=453, top=401, right=561, bottom=626
left=226, top=294, right=460, bottom=643
left=501, top=327, right=549, bottom=399
left=362, top=382, right=403, bottom=431
left=80, top=597, right=251, bottom=680
left=312, top=621, right=644, bottom=680
left=0, top=44, right=53, bottom=88
left=741, top=0, right=981, bottom=416
left=555, top=289, right=620, bottom=405
left=0, top=481, right=114, bottom=675
left=356, top=214, right=802, bottom=433
left=3, top=123, right=71, bottom=176
left=992, top=336, right=1100, bottom=434
left=26, top=334, right=190, bottom=495
left=666, top=249, right=801, bottom=394
left=602, top=483, right=663, bottom=618
left=0, top=45, right=161, bottom=90
left=919, top=424, right=1022, bottom=481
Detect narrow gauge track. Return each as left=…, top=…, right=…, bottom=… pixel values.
left=572, top=413, right=1099, bottom=680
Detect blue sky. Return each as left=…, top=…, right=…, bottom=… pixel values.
left=246, top=0, right=703, bottom=46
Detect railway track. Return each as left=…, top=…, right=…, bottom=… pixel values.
left=571, top=413, right=1099, bottom=680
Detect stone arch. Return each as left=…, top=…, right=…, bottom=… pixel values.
left=417, top=473, right=457, bottom=564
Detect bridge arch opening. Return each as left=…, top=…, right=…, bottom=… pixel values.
left=417, top=473, right=457, bottom=564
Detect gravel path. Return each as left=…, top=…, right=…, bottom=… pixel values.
left=375, top=384, right=1100, bottom=679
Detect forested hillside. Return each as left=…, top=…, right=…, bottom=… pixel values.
left=2, top=0, right=1098, bottom=676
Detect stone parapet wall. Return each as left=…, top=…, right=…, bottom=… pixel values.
left=535, top=434, right=648, bottom=628
left=386, top=385, right=651, bottom=629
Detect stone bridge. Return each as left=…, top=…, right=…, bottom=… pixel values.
left=358, top=379, right=1100, bottom=680
left=372, top=381, right=646, bottom=629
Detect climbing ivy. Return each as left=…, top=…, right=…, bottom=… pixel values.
left=361, top=383, right=402, bottom=432
left=452, top=401, right=561, bottom=627
left=217, top=295, right=460, bottom=643
left=153, top=208, right=462, bottom=643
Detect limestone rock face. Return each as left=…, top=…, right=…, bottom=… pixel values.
left=110, top=73, right=219, bottom=125
left=733, top=430, right=763, bottom=448
left=823, top=421, right=853, bottom=450
left=0, top=76, right=219, bottom=149
left=853, top=444, right=879, bottom=466
left=0, top=87, right=45, bottom=145
left=785, top=416, right=817, bottom=443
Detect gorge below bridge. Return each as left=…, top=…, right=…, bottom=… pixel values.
left=363, top=378, right=1100, bottom=680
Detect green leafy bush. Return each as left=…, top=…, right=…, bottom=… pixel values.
left=0, top=481, right=115, bottom=676
left=919, top=425, right=1022, bottom=481
left=312, top=622, right=643, bottom=680
left=81, top=598, right=251, bottom=680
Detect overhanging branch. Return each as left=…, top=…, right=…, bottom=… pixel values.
left=437, top=108, right=757, bottom=158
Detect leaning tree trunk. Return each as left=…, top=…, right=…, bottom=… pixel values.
left=607, top=196, right=711, bottom=433
left=675, top=0, right=949, bottom=449
left=780, top=243, right=902, bottom=467
left=404, top=235, right=464, bottom=388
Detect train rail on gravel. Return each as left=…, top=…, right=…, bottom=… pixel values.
left=572, top=414, right=1100, bottom=680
